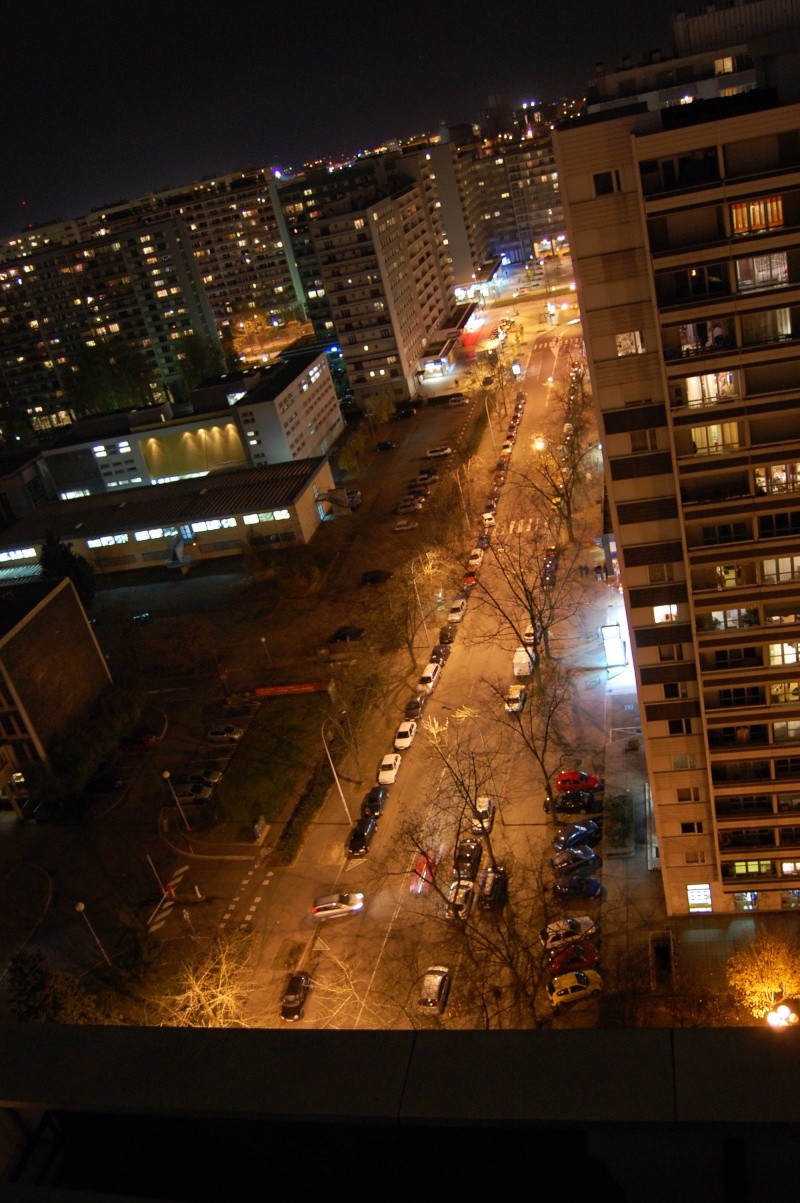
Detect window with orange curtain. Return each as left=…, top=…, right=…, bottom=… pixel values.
left=731, top=195, right=784, bottom=235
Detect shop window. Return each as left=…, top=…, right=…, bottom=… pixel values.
left=733, top=891, right=758, bottom=911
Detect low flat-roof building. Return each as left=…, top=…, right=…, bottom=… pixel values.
left=39, top=350, right=344, bottom=500
left=0, top=457, right=336, bottom=577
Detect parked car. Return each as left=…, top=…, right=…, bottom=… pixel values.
left=463, top=571, right=478, bottom=590
left=418, top=965, right=451, bottom=1013
left=362, top=786, right=388, bottom=818
left=327, top=626, right=366, bottom=643
left=477, top=865, right=508, bottom=910
left=550, top=846, right=601, bottom=877
left=446, top=878, right=475, bottom=920
left=348, top=815, right=377, bottom=856
left=501, top=441, right=515, bottom=456
left=311, top=892, right=365, bottom=920
left=547, top=941, right=600, bottom=977
left=405, top=693, right=428, bottom=720
left=539, top=916, right=597, bottom=951
left=556, top=769, right=604, bottom=793
left=553, top=820, right=602, bottom=852
left=454, top=837, right=483, bottom=881
left=377, top=753, right=402, bottom=784
left=482, top=512, right=496, bottom=528
left=504, top=684, right=528, bottom=713
left=552, top=875, right=603, bottom=900
left=438, top=623, right=457, bottom=644
left=417, top=661, right=442, bottom=693
left=376, top=440, right=396, bottom=451
left=410, top=849, right=439, bottom=895
left=430, top=643, right=451, bottom=666
left=394, top=518, right=419, bottom=532
left=185, top=765, right=223, bottom=787
left=448, top=597, right=467, bottom=623
left=546, top=969, right=603, bottom=1009
left=545, top=790, right=604, bottom=816
left=408, top=484, right=431, bottom=499
left=476, top=531, right=492, bottom=549
left=427, top=444, right=453, bottom=458
left=394, top=720, right=418, bottom=751
left=207, top=724, right=244, bottom=744
left=171, top=781, right=213, bottom=802
left=470, top=795, right=495, bottom=835
left=360, top=570, right=393, bottom=586
left=418, top=468, right=440, bottom=483
left=397, top=496, right=424, bottom=513
left=280, top=971, right=312, bottom=1021
left=467, top=548, right=484, bottom=570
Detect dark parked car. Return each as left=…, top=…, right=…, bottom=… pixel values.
left=348, top=815, right=377, bottom=856
left=360, top=570, right=393, bottom=586
left=376, top=440, right=396, bottom=451
left=430, top=643, right=451, bottom=665
left=328, top=625, right=366, bottom=643
left=477, top=865, right=508, bottom=910
left=552, top=875, right=603, bottom=900
left=545, top=790, right=604, bottom=816
left=362, top=786, right=388, bottom=818
left=438, top=624, right=457, bottom=645
left=476, top=530, right=492, bottom=549
left=454, top=837, right=483, bottom=882
left=550, top=846, right=602, bottom=877
left=553, top=820, right=602, bottom=852
left=405, top=693, right=428, bottom=721
left=280, top=971, right=312, bottom=1021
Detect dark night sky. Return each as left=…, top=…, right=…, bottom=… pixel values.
left=3, top=0, right=685, bottom=237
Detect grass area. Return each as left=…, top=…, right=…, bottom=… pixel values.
left=215, top=693, right=333, bottom=824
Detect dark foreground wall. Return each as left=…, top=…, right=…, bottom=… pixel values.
left=2, top=1024, right=800, bottom=1201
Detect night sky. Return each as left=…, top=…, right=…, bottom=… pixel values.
left=4, top=0, right=685, bottom=237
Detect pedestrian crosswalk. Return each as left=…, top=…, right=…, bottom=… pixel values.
left=147, top=863, right=189, bottom=932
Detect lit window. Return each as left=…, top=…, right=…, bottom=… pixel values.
left=687, top=884, right=712, bottom=912
left=615, top=331, right=645, bottom=356
left=654, top=605, right=677, bottom=623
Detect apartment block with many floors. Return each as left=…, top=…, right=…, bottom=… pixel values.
left=554, top=3, right=800, bottom=915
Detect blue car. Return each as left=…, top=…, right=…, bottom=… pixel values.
left=552, top=875, right=603, bottom=900
left=553, top=820, right=602, bottom=853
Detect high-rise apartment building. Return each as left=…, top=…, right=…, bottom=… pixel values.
left=0, top=219, right=224, bottom=432
left=276, top=154, right=454, bottom=407
left=76, top=170, right=303, bottom=335
left=554, top=0, right=800, bottom=915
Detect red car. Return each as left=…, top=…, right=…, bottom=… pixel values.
left=547, top=940, right=600, bottom=977
left=556, top=769, right=603, bottom=793
left=410, top=849, right=439, bottom=895
left=463, top=571, right=478, bottom=589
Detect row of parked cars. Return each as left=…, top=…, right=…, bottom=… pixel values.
left=540, top=767, right=606, bottom=1009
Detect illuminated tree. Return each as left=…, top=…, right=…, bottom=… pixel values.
left=154, top=931, right=259, bottom=1027
left=726, top=931, right=800, bottom=1018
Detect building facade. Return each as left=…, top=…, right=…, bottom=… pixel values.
left=0, top=219, right=224, bottom=432
left=554, top=8, right=800, bottom=914
left=38, top=350, right=343, bottom=499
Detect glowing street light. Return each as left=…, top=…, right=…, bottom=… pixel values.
left=767, top=1003, right=799, bottom=1028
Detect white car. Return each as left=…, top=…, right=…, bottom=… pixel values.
left=427, top=444, right=453, bottom=458
left=482, top=513, right=496, bottom=528
left=394, top=519, right=419, bottom=532
left=501, top=441, right=515, bottom=456
left=539, top=916, right=597, bottom=951
left=504, top=684, right=528, bottom=713
left=448, top=598, right=467, bottom=623
left=171, top=781, right=213, bottom=802
left=394, top=720, right=418, bottom=751
left=207, top=724, right=244, bottom=743
left=467, top=548, right=484, bottom=570
left=470, top=795, right=495, bottom=835
left=377, top=753, right=402, bottom=784
left=311, top=892, right=365, bottom=920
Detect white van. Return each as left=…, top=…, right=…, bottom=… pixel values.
left=417, top=661, right=442, bottom=693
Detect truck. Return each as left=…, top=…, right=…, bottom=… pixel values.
left=513, top=646, right=535, bottom=677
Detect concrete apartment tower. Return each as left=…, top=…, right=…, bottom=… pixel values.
left=553, top=0, right=800, bottom=915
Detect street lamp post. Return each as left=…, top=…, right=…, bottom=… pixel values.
left=321, top=719, right=353, bottom=824
left=259, top=636, right=272, bottom=667
left=74, top=901, right=112, bottom=967
left=162, top=770, right=191, bottom=831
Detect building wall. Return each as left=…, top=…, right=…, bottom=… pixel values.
left=556, top=87, right=800, bottom=916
